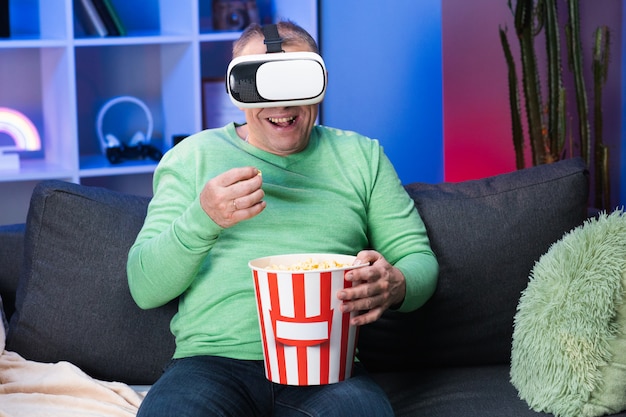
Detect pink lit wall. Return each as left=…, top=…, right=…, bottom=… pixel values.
left=442, top=0, right=517, bottom=181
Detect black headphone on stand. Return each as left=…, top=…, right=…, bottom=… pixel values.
left=96, top=95, right=163, bottom=164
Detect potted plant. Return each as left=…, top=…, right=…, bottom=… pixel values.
left=499, top=0, right=611, bottom=209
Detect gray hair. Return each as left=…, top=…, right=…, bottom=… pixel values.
left=232, top=20, right=320, bottom=57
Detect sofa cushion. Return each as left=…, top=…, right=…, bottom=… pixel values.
left=511, top=210, right=626, bottom=417
left=6, top=180, right=177, bottom=385
left=373, top=365, right=555, bottom=417
left=357, top=158, right=589, bottom=370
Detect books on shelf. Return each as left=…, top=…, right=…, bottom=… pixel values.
left=76, top=0, right=107, bottom=37
left=0, top=0, right=10, bottom=38
left=76, top=0, right=126, bottom=37
left=92, top=0, right=126, bottom=36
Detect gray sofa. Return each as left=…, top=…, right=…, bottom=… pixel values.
left=1, top=157, right=624, bottom=417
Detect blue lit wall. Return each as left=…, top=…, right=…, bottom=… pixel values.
left=319, top=1, right=443, bottom=185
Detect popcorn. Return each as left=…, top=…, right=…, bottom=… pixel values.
left=267, top=257, right=350, bottom=271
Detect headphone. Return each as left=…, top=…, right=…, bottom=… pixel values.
left=96, top=96, right=161, bottom=164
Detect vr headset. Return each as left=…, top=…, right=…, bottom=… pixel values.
left=226, top=25, right=327, bottom=108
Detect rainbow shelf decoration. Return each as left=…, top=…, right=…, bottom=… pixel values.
left=0, top=107, right=42, bottom=170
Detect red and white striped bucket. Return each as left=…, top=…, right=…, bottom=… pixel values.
left=249, top=254, right=365, bottom=386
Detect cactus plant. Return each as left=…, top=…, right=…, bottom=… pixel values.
left=500, top=0, right=611, bottom=209
left=592, top=25, right=611, bottom=210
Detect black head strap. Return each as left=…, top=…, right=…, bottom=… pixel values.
left=262, top=24, right=284, bottom=53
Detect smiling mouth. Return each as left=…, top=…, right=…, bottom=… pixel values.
left=268, top=116, right=296, bottom=127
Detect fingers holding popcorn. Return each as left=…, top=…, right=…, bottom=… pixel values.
left=200, top=167, right=265, bottom=228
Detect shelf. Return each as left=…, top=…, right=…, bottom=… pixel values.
left=79, top=155, right=158, bottom=177
left=0, top=38, right=68, bottom=48
left=0, top=0, right=318, bottom=225
left=73, top=33, right=194, bottom=47
left=0, top=159, right=75, bottom=182
left=198, top=32, right=242, bottom=42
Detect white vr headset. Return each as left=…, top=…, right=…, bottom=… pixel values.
left=226, top=51, right=327, bottom=108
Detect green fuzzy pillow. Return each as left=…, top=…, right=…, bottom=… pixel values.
left=511, top=209, right=626, bottom=417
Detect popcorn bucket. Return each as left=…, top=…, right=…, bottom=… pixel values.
left=249, top=254, right=365, bottom=386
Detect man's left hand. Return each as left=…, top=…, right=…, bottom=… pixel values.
left=337, top=250, right=406, bottom=326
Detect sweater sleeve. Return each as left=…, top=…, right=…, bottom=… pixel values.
left=366, top=149, right=438, bottom=312
left=126, top=149, right=223, bottom=309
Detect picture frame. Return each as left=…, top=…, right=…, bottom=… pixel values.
left=202, top=78, right=244, bottom=129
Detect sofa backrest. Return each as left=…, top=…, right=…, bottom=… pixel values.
left=4, top=157, right=590, bottom=383
left=6, top=180, right=177, bottom=385
left=357, top=157, right=590, bottom=371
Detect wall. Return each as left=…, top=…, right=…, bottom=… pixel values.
left=319, top=0, right=443, bottom=185
left=320, top=1, right=623, bottom=208
left=441, top=0, right=516, bottom=181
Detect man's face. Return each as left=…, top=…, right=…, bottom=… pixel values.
left=237, top=38, right=320, bottom=156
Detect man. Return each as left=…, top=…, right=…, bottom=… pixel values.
left=128, top=20, right=438, bottom=416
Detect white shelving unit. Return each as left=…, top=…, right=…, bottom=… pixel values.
left=0, top=0, right=318, bottom=225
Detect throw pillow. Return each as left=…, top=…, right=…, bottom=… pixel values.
left=357, top=157, right=589, bottom=371
left=510, top=210, right=626, bottom=417
left=6, top=180, right=177, bottom=385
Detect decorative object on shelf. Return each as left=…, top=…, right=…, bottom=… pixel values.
left=202, top=78, right=245, bottom=129
left=75, top=0, right=125, bottom=37
left=212, top=0, right=260, bottom=31
left=0, top=107, right=42, bottom=171
left=0, top=0, right=9, bottom=38
left=499, top=0, right=612, bottom=210
left=75, top=0, right=108, bottom=37
left=92, top=0, right=126, bottom=36
left=96, top=96, right=162, bottom=165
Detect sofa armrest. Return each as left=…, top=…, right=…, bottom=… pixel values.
left=0, top=223, right=25, bottom=321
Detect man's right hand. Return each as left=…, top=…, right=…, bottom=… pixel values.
left=199, top=166, right=265, bottom=228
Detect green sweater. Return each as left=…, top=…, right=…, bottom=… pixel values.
left=127, top=123, right=438, bottom=360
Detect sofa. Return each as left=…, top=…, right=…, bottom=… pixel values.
left=1, top=157, right=625, bottom=417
